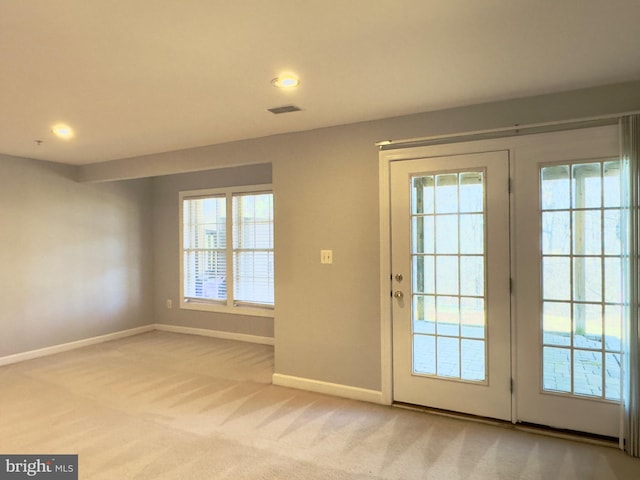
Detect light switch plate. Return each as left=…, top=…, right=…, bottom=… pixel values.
left=320, top=249, right=333, bottom=264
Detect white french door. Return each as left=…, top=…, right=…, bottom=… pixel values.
left=514, top=126, right=623, bottom=437
left=390, top=150, right=512, bottom=420
left=385, top=124, right=625, bottom=437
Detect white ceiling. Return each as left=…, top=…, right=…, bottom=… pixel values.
left=2, top=0, right=639, bottom=166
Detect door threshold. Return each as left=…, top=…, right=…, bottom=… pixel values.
left=392, top=402, right=619, bottom=449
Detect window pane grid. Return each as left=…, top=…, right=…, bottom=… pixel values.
left=540, top=160, right=622, bottom=401
left=411, top=171, right=487, bottom=383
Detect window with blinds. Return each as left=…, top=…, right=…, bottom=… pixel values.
left=183, top=195, right=227, bottom=302
left=180, top=185, right=274, bottom=315
left=233, top=192, right=274, bottom=306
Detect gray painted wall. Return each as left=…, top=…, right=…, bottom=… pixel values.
left=79, top=80, right=640, bottom=392
left=5, top=81, right=640, bottom=392
left=152, top=163, right=273, bottom=337
left=0, top=155, right=153, bottom=356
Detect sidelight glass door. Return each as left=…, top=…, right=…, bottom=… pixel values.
left=515, top=125, right=623, bottom=437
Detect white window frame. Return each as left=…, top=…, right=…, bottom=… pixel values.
left=179, top=184, right=274, bottom=318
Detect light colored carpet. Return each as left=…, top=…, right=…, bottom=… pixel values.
left=1, top=331, right=639, bottom=479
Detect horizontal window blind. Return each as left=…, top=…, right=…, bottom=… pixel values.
left=233, top=192, right=274, bottom=305
left=183, top=195, right=227, bottom=301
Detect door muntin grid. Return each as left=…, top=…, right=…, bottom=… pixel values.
left=411, top=170, right=488, bottom=383
left=540, top=159, right=623, bottom=402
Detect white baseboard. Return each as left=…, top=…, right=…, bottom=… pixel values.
left=152, top=324, right=275, bottom=346
left=1, top=326, right=380, bottom=408
left=272, top=373, right=384, bottom=405
left=0, top=325, right=155, bottom=367
left=0, top=323, right=275, bottom=367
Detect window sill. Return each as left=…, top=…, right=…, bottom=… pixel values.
left=180, top=300, right=275, bottom=318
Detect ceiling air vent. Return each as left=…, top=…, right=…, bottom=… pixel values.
left=267, top=105, right=302, bottom=114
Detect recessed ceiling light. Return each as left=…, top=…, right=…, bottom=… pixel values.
left=52, top=123, right=74, bottom=140
left=271, top=75, right=299, bottom=88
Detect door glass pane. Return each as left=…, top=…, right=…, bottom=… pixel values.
left=459, top=172, right=483, bottom=212
left=573, top=349, right=603, bottom=397
left=461, top=339, right=485, bottom=381
left=572, top=210, right=601, bottom=255
left=572, top=258, right=601, bottom=302
left=542, top=211, right=570, bottom=255
left=604, top=305, right=622, bottom=351
left=604, top=258, right=622, bottom=303
left=411, top=170, right=487, bottom=382
left=541, top=165, right=570, bottom=210
left=413, top=295, right=436, bottom=334
left=603, top=161, right=621, bottom=208
left=435, top=215, right=458, bottom=254
left=543, top=346, right=571, bottom=393
left=604, top=209, right=621, bottom=255
left=414, top=335, right=436, bottom=375
left=435, top=174, right=458, bottom=213
left=436, top=296, right=459, bottom=336
left=412, top=176, right=435, bottom=215
left=542, top=257, right=571, bottom=300
left=435, top=256, right=458, bottom=295
left=572, top=303, right=602, bottom=349
left=540, top=159, right=623, bottom=402
left=412, top=216, right=434, bottom=253
left=460, top=297, right=485, bottom=339
left=543, top=301, right=571, bottom=346
left=572, top=163, right=601, bottom=208
left=605, top=353, right=622, bottom=401
left=460, top=256, right=483, bottom=297
left=459, top=214, right=483, bottom=254
left=437, top=337, right=460, bottom=378
left=412, top=255, right=435, bottom=294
